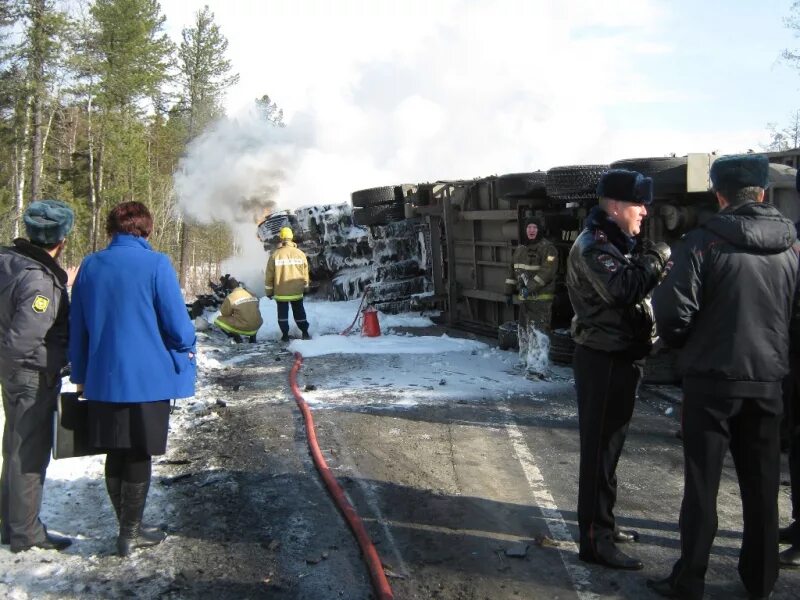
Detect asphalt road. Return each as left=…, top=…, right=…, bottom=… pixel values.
left=163, top=335, right=800, bottom=600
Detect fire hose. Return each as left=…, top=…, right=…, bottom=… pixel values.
left=289, top=352, right=394, bottom=600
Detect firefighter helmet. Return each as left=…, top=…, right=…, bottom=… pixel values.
left=279, top=227, right=293, bottom=240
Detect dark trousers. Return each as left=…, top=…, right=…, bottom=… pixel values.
left=276, top=299, right=309, bottom=336
left=573, top=344, right=641, bottom=549
left=0, top=367, right=60, bottom=547
left=785, top=354, right=800, bottom=538
left=670, top=391, right=781, bottom=599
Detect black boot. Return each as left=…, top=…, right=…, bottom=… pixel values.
left=106, top=475, right=162, bottom=539
left=117, top=480, right=166, bottom=557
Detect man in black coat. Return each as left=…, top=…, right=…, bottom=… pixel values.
left=567, top=169, right=670, bottom=570
left=649, top=154, right=799, bottom=600
left=0, top=200, right=75, bottom=553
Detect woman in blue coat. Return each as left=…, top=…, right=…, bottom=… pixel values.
left=69, top=201, right=196, bottom=557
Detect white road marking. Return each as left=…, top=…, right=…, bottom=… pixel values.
left=499, top=403, right=599, bottom=600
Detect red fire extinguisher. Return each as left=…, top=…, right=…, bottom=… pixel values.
left=361, top=305, right=381, bottom=337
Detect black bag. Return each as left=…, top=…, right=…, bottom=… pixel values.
left=52, top=392, right=101, bottom=459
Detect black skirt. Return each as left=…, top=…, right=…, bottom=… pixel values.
left=87, top=400, right=171, bottom=456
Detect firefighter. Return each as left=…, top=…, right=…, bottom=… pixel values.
left=0, top=200, right=75, bottom=553
left=505, top=216, right=559, bottom=377
left=566, top=169, right=669, bottom=571
left=649, top=154, right=799, bottom=599
left=265, top=227, right=311, bottom=341
left=214, top=277, right=263, bottom=343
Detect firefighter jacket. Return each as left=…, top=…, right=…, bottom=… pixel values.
left=566, top=206, right=664, bottom=358
left=505, top=238, right=559, bottom=302
left=0, top=239, right=69, bottom=374
left=265, top=241, right=310, bottom=301
left=216, top=287, right=263, bottom=335
left=653, top=201, right=800, bottom=398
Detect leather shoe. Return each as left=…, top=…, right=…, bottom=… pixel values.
left=613, top=528, right=639, bottom=543
left=779, top=522, right=797, bottom=544
left=578, top=543, right=643, bottom=570
left=10, top=531, right=72, bottom=553
left=779, top=545, right=800, bottom=567
left=646, top=577, right=693, bottom=599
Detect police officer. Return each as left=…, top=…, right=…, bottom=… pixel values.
left=649, top=154, right=798, bottom=599
left=567, top=169, right=669, bottom=570
left=265, top=227, right=311, bottom=341
left=505, top=216, right=559, bottom=377
left=214, top=277, right=263, bottom=343
left=0, top=200, right=75, bottom=553
left=779, top=168, right=800, bottom=567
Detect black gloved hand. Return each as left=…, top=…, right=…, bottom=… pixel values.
left=505, top=295, right=514, bottom=307
left=645, top=241, right=671, bottom=268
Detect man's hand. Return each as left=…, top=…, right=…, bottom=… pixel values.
left=66, top=265, right=79, bottom=287
left=646, top=242, right=671, bottom=268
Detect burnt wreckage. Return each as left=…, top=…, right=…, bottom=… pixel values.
left=256, top=153, right=799, bottom=384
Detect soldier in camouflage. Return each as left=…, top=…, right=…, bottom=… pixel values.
left=505, top=216, right=559, bottom=377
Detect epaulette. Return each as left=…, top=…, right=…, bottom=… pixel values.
left=593, top=229, right=607, bottom=243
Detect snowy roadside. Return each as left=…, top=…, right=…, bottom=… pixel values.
left=0, top=299, right=546, bottom=598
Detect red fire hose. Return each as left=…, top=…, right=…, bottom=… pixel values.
left=289, top=352, right=394, bottom=600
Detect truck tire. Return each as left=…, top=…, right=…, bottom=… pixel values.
left=353, top=203, right=406, bottom=226
left=369, top=276, right=427, bottom=302
left=548, top=328, right=575, bottom=365
left=546, top=165, right=608, bottom=201
left=495, top=172, right=547, bottom=198
left=351, top=186, right=402, bottom=208
left=643, top=350, right=680, bottom=385
left=498, top=321, right=519, bottom=350
left=610, top=157, right=687, bottom=196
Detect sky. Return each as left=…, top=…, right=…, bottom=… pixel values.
left=165, top=0, right=800, bottom=230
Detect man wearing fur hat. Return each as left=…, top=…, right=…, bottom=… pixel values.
left=0, top=200, right=75, bottom=553
left=567, top=169, right=670, bottom=571
left=650, top=154, right=799, bottom=600
left=505, top=216, right=559, bottom=377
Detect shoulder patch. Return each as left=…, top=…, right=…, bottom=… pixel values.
left=32, top=295, right=50, bottom=313
left=594, top=229, right=607, bottom=243
left=546, top=254, right=556, bottom=262
left=596, top=254, right=618, bottom=272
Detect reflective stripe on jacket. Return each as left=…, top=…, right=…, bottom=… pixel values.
left=505, top=239, right=559, bottom=301
left=216, top=287, right=263, bottom=334
left=265, top=241, right=310, bottom=301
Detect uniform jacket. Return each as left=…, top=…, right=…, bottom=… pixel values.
left=0, top=239, right=69, bottom=374
left=566, top=206, right=663, bottom=357
left=265, top=241, right=310, bottom=301
left=505, top=238, right=559, bottom=302
left=653, top=201, right=799, bottom=397
left=69, top=234, right=196, bottom=402
left=216, top=286, right=263, bottom=334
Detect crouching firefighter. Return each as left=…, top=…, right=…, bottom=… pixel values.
left=505, top=216, right=559, bottom=377
left=214, top=278, right=263, bottom=343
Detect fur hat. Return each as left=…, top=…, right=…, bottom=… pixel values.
left=596, top=169, right=653, bottom=205
left=23, top=200, right=74, bottom=245
left=710, top=154, right=769, bottom=193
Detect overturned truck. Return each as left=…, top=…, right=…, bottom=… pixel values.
left=257, top=153, right=799, bottom=383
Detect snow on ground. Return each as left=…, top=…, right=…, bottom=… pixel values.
left=0, top=299, right=556, bottom=595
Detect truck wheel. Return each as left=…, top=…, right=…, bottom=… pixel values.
left=495, top=172, right=547, bottom=198
left=610, top=157, right=687, bottom=196
left=352, top=185, right=417, bottom=208
left=353, top=203, right=406, bottom=226
left=546, top=165, right=608, bottom=201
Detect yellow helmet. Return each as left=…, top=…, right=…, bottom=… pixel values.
left=279, top=226, right=293, bottom=240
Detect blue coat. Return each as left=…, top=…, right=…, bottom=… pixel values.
left=69, top=234, right=196, bottom=402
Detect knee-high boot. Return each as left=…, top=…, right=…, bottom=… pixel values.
left=117, top=479, right=166, bottom=557
left=106, top=474, right=161, bottom=538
